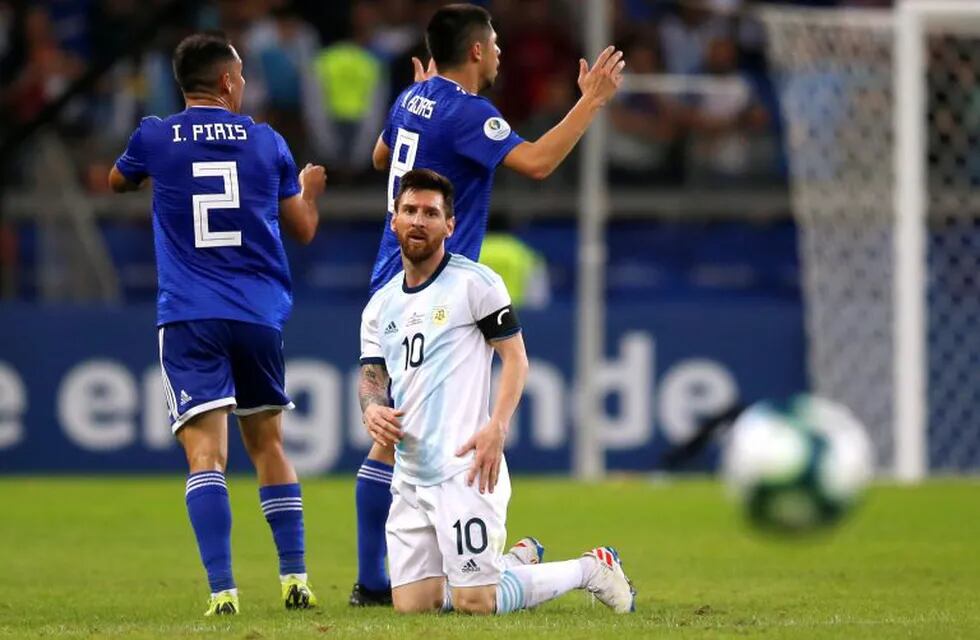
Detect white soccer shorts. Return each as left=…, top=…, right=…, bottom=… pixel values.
left=386, top=459, right=511, bottom=589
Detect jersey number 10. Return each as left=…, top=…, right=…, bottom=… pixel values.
left=401, top=332, right=425, bottom=370
left=452, top=517, right=488, bottom=555
left=192, top=161, right=242, bottom=248
left=387, top=128, right=419, bottom=214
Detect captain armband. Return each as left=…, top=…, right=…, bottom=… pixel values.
left=477, top=305, right=521, bottom=341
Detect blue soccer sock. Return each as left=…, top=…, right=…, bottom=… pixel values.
left=185, top=471, right=235, bottom=593
left=259, top=483, right=306, bottom=576
left=354, top=459, right=393, bottom=591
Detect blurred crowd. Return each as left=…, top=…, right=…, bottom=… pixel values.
left=0, top=0, right=894, bottom=193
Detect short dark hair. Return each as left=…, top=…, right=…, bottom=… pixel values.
left=395, top=169, right=455, bottom=218
left=172, top=32, right=237, bottom=94
left=425, top=4, right=492, bottom=69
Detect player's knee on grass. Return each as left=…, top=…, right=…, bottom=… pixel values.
left=367, top=440, right=396, bottom=465
left=392, top=597, right=442, bottom=614
left=392, top=578, right=444, bottom=614
left=451, top=586, right=496, bottom=616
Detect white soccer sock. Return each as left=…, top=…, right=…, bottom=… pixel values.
left=502, top=553, right=523, bottom=569
left=496, top=559, right=590, bottom=614
left=442, top=579, right=454, bottom=613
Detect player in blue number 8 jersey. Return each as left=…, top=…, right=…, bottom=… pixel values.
left=109, top=33, right=325, bottom=617
left=351, top=3, right=626, bottom=606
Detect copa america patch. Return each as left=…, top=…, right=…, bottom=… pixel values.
left=483, top=117, right=511, bottom=141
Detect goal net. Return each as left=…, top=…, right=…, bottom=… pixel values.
left=763, top=1, right=980, bottom=478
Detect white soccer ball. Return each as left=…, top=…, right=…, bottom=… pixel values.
left=721, top=394, right=873, bottom=533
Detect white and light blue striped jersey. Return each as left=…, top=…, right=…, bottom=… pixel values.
left=360, top=253, right=521, bottom=486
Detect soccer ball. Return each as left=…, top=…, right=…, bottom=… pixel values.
left=721, top=394, right=873, bottom=533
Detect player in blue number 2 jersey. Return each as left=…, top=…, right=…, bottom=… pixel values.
left=109, top=33, right=325, bottom=617
left=351, top=3, right=625, bottom=606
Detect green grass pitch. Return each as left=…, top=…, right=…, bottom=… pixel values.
left=1, top=476, right=977, bottom=639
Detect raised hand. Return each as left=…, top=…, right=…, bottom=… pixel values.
left=577, top=45, right=626, bottom=108
left=299, top=163, right=327, bottom=199
left=412, top=56, right=438, bottom=82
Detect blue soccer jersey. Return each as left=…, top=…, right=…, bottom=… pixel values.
left=115, top=106, right=300, bottom=330
left=369, top=76, right=524, bottom=293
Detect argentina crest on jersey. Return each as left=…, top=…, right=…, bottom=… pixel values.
left=382, top=293, right=457, bottom=372
left=431, top=305, right=449, bottom=326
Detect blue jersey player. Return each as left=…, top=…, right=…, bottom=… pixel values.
left=351, top=3, right=626, bottom=606
left=109, top=33, right=325, bottom=616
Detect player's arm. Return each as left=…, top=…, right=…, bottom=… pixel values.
left=457, top=302, right=527, bottom=493
left=487, top=332, right=529, bottom=437
left=279, top=163, right=326, bottom=245
left=108, top=166, right=145, bottom=192
left=502, top=46, right=625, bottom=180
left=359, top=361, right=404, bottom=447
left=110, top=123, right=149, bottom=192
left=456, top=332, right=528, bottom=494
left=372, top=135, right=390, bottom=171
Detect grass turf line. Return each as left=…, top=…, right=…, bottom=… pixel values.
left=0, top=477, right=977, bottom=639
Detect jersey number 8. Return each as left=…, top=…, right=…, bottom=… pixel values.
left=387, top=128, right=419, bottom=214
left=192, top=161, right=242, bottom=248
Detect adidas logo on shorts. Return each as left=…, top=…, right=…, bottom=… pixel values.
left=461, top=559, right=481, bottom=574
left=384, top=321, right=398, bottom=335
left=180, top=390, right=192, bottom=406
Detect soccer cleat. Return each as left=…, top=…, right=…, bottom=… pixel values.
left=204, top=590, right=239, bottom=616
left=582, top=546, right=636, bottom=614
left=348, top=582, right=393, bottom=607
left=506, top=536, right=545, bottom=565
left=281, top=575, right=318, bottom=609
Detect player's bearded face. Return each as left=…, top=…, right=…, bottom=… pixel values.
left=393, top=190, right=454, bottom=262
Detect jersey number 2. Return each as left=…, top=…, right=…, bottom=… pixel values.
left=387, top=128, right=419, bottom=214
left=192, top=161, right=242, bottom=248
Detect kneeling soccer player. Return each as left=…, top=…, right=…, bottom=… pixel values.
left=357, top=169, right=636, bottom=615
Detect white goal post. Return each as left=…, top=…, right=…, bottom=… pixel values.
left=764, top=0, right=980, bottom=480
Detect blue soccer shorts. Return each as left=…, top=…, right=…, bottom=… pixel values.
left=157, top=319, right=294, bottom=433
